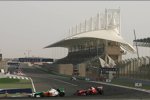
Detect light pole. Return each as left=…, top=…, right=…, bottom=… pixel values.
left=26, top=50, right=31, bottom=58
left=24, top=52, right=27, bottom=58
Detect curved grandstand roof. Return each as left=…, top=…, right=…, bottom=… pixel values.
left=45, top=29, right=135, bottom=53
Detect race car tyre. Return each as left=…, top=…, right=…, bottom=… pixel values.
left=34, top=94, right=41, bottom=98
left=59, top=92, right=65, bottom=97
left=86, top=90, right=93, bottom=95
left=99, top=90, right=104, bottom=95
left=83, top=92, right=87, bottom=96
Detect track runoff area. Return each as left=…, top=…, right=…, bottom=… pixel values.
left=4, top=63, right=150, bottom=99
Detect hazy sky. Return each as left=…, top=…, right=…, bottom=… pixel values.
left=0, top=1, right=150, bottom=59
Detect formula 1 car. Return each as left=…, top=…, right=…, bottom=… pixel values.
left=74, top=86, right=103, bottom=96
left=30, top=88, right=65, bottom=97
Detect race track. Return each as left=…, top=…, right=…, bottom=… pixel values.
left=7, top=63, right=150, bottom=99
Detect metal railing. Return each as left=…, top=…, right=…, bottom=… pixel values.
left=117, top=56, right=150, bottom=80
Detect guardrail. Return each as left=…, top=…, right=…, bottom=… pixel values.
left=0, top=88, right=32, bottom=94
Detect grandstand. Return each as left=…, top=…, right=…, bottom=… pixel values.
left=46, top=9, right=135, bottom=64
left=18, top=57, right=53, bottom=63
left=45, top=9, right=135, bottom=79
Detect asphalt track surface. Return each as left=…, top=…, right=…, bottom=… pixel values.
left=6, top=63, right=150, bottom=99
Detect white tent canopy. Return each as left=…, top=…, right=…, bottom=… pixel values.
left=45, top=29, right=135, bottom=53
left=99, top=57, right=108, bottom=68
left=99, top=55, right=116, bottom=68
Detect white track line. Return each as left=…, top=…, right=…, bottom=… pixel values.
left=91, top=81, right=150, bottom=93
left=30, top=77, right=36, bottom=92
left=53, top=79, right=78, bottom=86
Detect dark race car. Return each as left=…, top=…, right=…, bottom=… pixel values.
left=74, top=86, right=104, bottom=96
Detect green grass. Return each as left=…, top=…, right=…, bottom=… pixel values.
left=0, top=83, right=32, bottom=89
left=0, top=78, right=33, bottom=97
left=0, top=78, right=32, bottom=89
left=0, top=78, right=20, bottom=83
left=139, top=85, right=150, bottom=90
left=111, top=79, right=134, bottom=87
left=111, top=78, right=150, bottom=90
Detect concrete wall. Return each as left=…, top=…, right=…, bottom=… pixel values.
left=78, top=63, right=86, bottom=77
left=107, top=46, right=121, bottom=55
left=0, top=61, right=8, bottom=72
left=107, top=45, right=122, bottom=62
left=58, top=64, right=73, bottom=75
left=41, top=63, right=73, bottom=76
left=0, top=54, right=2, bottom=61
left=103, top=41, right=123, bottom=62
left=86, top=67, right=99, bottom=80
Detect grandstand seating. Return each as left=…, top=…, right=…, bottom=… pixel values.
left=55, top=47, right=104, bottom=64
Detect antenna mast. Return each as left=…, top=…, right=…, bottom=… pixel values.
left=134, top=29, right=139, bottom=58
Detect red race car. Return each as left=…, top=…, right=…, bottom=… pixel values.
left=74, top=86, right=104, bottom=96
